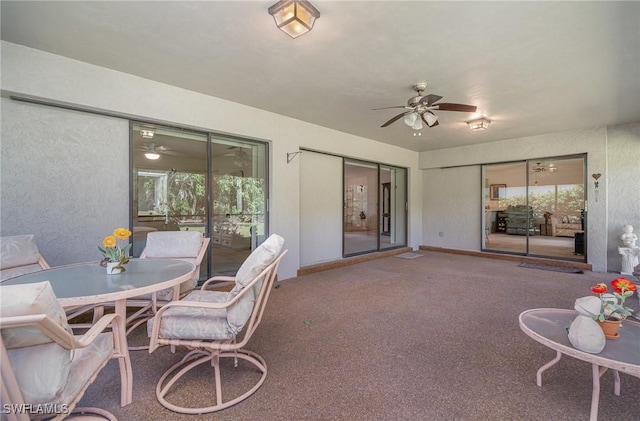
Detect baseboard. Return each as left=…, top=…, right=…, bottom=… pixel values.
left=297, top=247, right=413, bottom=276
left=418, top=245, right=593, bottom=271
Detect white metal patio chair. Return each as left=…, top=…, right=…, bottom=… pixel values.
left=123, top=231, right=209, bottom=348
left=0, top=235, right=50, bottom=281
left=147, top=234, right=286, bottom=414
left=0, top=281, right=132, bottom=421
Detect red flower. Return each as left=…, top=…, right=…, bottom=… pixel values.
left=590, top=283, right=607, bottom=294
left=611, top=278, right=637, bottom=294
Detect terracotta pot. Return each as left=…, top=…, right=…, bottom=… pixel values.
left=596, top=319, right=622, bottom=340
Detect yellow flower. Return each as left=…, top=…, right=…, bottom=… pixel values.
left=103, top=235, right=117, bottom=248
left=113, top=228, right=132, bottom=240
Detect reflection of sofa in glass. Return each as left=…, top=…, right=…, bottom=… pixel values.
left=551, top=216, right=583, bottom=237
left=505, top=205, right=535, bottom=235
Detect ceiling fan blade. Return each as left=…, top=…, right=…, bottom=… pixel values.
left=420, top=94, right=443, bottom=106
left=430, top=120, right=440, bottom=127
left=435, top=103, right=477, bottom=112
left=381, top=111, right=409, bottom=128
left=373, top=105, right=411, bottom=111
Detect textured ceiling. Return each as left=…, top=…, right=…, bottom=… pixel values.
left=2, top=1, right=639, bottom=152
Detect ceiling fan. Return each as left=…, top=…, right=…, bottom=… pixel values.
left=374, top=83, right=477, bottom=130
left=136, top=143, right=175, bottom=159
left=531, top=162, right=558, bottom=173
left=224, top=147, right=252, bottom=167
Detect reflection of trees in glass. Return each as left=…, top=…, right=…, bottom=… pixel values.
left=137, top=177, right=156, bottom=211
left=501, top=185, right=584, bottom=217
left=168, top=172, right=205, bottom=217
left=213, top=175, right=265, bottom=221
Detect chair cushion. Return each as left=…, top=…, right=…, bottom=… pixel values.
left=0, top=281, right=72, bottom=348
left=6, top=332, right=113, bottom=407
left=0, top=235, right=41, bottom=270
left=144, top=231, right=203, bottom=258
left=0, top=281, right=75, bottom=406
left=147, top=290, right=232, bottom=340
left=7, top=341, right=71, bottom=405
left=226, top=234, right=284, bottom=333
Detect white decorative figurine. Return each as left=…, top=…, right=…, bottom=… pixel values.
left=621, top=224, right=638, bottom=248
left=568, top=296, right=605, bottom=354
left=618, top=224, right=640, bottom=275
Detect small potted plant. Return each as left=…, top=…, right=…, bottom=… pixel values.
left=98, top=228, right=132, bottom=274
left=590, top=278, right=637, bottom=339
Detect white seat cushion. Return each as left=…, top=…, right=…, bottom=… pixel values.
left=148, top=290, right=231, bottom=340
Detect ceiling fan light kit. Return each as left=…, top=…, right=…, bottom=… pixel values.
left=268, top=0, right=320, bottom=39
left=467, top=118, right=491, bottom=131
left=375, top=83, right=477, bottom=132
left=144, top=152, right=160, bottom=160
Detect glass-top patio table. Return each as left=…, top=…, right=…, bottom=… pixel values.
left=3, top=258, right=195, bottom=406
left=519, top=308, right=640, bottom=421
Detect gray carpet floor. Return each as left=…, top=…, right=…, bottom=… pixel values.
left=81, top=250, right=640, bottom=420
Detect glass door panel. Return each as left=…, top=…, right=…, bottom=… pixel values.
left=380, top=166, right=407, bottom=250
left=210, top=138, right=267, bottom=276
left=131, top=124, right=209, bottom=278
left=484, top=162, right=527, bottom=254
left=344, top=160, right=378, bottom=256
left=528, top=157, right=585, bottom=261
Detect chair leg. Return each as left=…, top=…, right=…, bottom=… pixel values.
left=155, top=348, right=268, bottom=414
left=66, top=407, right=117, bottom=420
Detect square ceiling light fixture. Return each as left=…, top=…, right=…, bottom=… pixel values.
left=467, top=117, right=491, bottom=131
left=268, top=0, right=320, bottom=39
left=140, top=129, right=155, bottom=138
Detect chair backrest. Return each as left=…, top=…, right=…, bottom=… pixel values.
left=140, top=231, right=209, bottom=285
left=0, top=235, right=50, bottom=281
left=0, top=281, right=74, bottom=407
left=226, top=234, right=285, bottom=335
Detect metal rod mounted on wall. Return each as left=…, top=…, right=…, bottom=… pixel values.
left=287, top=151, right=302, bottom=163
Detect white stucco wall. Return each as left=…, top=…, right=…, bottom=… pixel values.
left=0, top=41, right=420, bottom=279
left=606, top=123, right=640, bottom=272
left=0, top=99, right=130, bottom=265
left=420, top=126, right=640, bottom=273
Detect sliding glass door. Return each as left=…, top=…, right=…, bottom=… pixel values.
left=380, top=166, right=407, bottom=250
left=483, top=155, right=586, bottom=262
left=131, top=123, right=268, bottom=279
left=344, top=159, right=407, bottom=257
left=344, top=160, right=378, bottom=255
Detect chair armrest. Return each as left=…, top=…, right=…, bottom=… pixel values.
left=1, top=313, right=127, bottom=352
left=201, top=276, right=235, bottom=289
left=76, top=313, right=124, bottom=347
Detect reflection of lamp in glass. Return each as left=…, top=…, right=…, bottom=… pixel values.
left=268, top=0, right=320, bottom=39
left=140, top=129, right=155, bottom=138
left=144, top=152, right=160, bottom=160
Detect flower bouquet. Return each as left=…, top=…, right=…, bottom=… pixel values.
left=590, top=278, right=637, bottom=321
left=590, top=277, right=637, bottom=339
left=98, top=228, right=132, bottom=273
